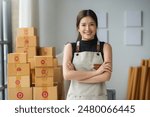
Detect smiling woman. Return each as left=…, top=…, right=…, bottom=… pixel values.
left=62, top=9, right=112, bottom=100
left=77, top=16, right=97, bottom=41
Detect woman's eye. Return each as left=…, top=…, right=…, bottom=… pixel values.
left=90, top=23, right=95, bottom=26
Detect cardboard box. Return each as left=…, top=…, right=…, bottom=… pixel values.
left=17, top=27, right=36, bottom=36
left=16, top=36, right=37, bottom=47
left=31, top=69, right=35, bottom=85
left=34, top=56, right=54, bottom=67
left=8, top=63, right=30, bottom=76
left=35, top=67, right=54, bottom=77
left=8, top=87, right=33, bottom=100
left=54, top=66, right=63, bottom=82
left=33, top=86, right=57, bottom=100
left=8, top=53, right=27, bottom=63
left=57, top=82, right=65, bottom=100
left=54, top=66, right=64, bottom=100
left=28, top=58, right=35, bottom=69
left=39, top=47, right=56, bottom=57
left=8, top=76, right=31, bottom=88
left=16, top=46, right=37, bottom=58
left=35, top=77, right=54, bottom=87
left=53, top=58, right=58, bottom=67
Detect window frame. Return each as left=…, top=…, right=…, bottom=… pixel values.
left=0, top=0, right=12, bottom=100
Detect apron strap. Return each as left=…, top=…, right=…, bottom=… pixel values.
left=97, top=41, right=100, bottom=56
left=76, top=41, right=80, bottom=56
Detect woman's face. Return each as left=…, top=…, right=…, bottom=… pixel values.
left=78, top=16, right=97, bottom=41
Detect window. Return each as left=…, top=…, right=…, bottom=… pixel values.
left=0, top=0, right=12, bottom=100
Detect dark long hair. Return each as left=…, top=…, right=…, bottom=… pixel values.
left=76, top=9, right=98, bottom=41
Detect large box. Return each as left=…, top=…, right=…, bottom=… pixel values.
left=8, top=76, right=31, bottom=88
left=8, top=53, right=27, bottom=63
left=34, top=56, right=54, bottom=67
left=8, top=87, right=33, bottom=100
left=16, top=36, right=37, bottom=47
left=8, top=63, right=30, bottom=76
left=17, top=27, right=36, bottom=36
left=33, top=86, right=57, bottom=100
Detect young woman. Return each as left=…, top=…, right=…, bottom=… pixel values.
left=63, top=9, right=112, bottom=100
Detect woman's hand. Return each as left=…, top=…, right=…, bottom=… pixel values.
left=96, top=62, right=112, bottom=75
left=67, top=62, right=75, bottom=70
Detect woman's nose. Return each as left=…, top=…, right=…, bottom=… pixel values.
left=85, top=25, right=90, bottom=30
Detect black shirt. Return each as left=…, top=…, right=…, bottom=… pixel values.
left=71, top=38, right=105, bottom=61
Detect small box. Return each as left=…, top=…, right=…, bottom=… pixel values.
left=35, top=77, right=54, bottom=87
left=8, top=87, right=33, bottom=100
left=39, top=47, right=56, bottom=57
left=16, top=46, right=37, bottom=58
left=34, top=56, right=54, bottom=67
left=8, top=63, right=30, bottom=76
left=33, top=86, right=57, bottom=100
left=8, top=76, right=31, bottom=88
left=17, top=27, right=36, bottom=36
left=16, top=36, right=37, bottom=47
left=8, top=53, right=27, bottom=63
left=35, top=67, right=54, bottom=77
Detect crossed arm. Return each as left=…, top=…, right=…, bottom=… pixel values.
left=62, top=43, right=112, bottom=83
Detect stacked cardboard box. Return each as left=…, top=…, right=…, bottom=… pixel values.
left=33, top=47, right=64, bottom=100
left=16, top=27, right=37, bottom=58
left=33, top=55, right=56, bottom=100
left=15, top=27, right=37, bottom=85
left=7, top=27, right=64, bottom=100
left=7, top=53, right=32, bottom=100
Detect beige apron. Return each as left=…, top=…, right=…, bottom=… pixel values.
left=66, top=41, right=107, bottom=100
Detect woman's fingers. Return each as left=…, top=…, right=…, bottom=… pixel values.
left=67, top=63, right=75, bottom=70
left=103, top=62, right=112, bottom=72
left=93, top=64, right=101, bottom=70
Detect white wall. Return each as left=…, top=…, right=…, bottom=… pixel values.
left=38, top=0, right=57, bottom=47
left=38, top=0, right=150, bottom=99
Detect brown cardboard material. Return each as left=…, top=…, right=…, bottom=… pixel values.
left=8, top=63, right=30, bottom=76
left=17, top=27, right=36, bottom=36
left=33, top=86, right=57, bottom=100
left=8, top=53, right=27, bottom=63
left=8, top=87, right=33, bottom=100
left=35, top=77, right=54, bottom=87
left=34, top=56, right=54, bottom=67
left=35, top=67, right=54, bottom=77
left=16, top=46, right=37, bottom=58
left=16, top=36, right=37, bottom=47
left=8, top=76, right=31, bottom=88
left=39, top=47, right=56, bottom=57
